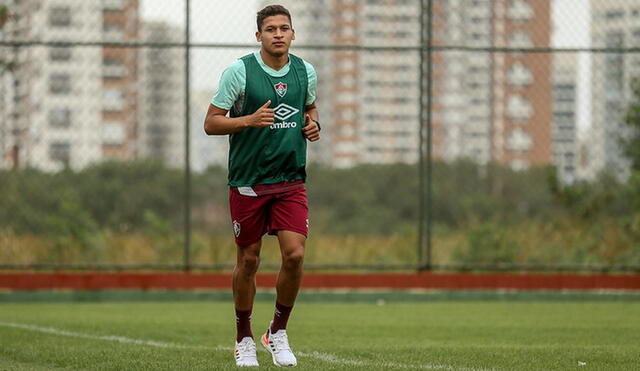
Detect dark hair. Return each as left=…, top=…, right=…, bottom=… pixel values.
left=257, top=5, right=292, bottom=32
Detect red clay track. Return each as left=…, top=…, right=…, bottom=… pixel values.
left=1, top=272, right=639, bottom=290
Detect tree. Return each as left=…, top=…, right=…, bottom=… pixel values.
left=0, top=5, right=8, bottom=27
left=623, top=78, right=640, bottom=172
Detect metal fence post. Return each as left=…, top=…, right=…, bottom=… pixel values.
left=418, top=0, right=433, bottom=271
left=183, top=0, right=192, bottom=272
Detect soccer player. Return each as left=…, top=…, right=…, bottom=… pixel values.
left=203, top=4, right=320, bottom=368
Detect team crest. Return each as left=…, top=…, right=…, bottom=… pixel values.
left=233, top=220, right=241, bottom=237
left=274, top=82, right=287, bottom=98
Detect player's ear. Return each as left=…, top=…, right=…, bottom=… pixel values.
left=291, top=28, right=295, bottom=41
left=256, top=31, right=261, bottom=42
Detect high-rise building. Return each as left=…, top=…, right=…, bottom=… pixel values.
left=552, top=53, right=578, bottom=184
left=433, top=0, right=552, bottom=170
left=138, top=20, right=185, bottom=168
left=0, top=0, right=139, bottom=171
left=589, top=0, right=640, bottom=180
left=263, top=0, right=420, bottom=167
left=267, top=0, right=552, bottom=169
left=0, top=0, right=14, bottom=169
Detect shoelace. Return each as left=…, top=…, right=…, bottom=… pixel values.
left=271, top=332, right=291, bottom=351
left=238, top=340, right=257, bottom=356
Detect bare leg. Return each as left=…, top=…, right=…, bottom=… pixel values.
left=233, top=241, right=262, bottom=311
left=275, top=230, right=306, bottom=306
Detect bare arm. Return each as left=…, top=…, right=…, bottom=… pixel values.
left=203, top=100, right=274, bottom=135
left=302, top=102, right=320, bottom=142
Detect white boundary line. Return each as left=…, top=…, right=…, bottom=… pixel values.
left=0, top=321, right=493, bottom=371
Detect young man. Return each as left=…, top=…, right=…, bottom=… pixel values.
left=204, top=4, right=320, bottom=368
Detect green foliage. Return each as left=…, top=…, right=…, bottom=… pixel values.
left=452, top=222, right=520, bottom=265
left=552, top=171, right=634, bottom=220
left=1, top=158, right=638, bottom=267
left=0, top=5, right=8, bottom=28
left=307, top=160, right=558, bottom=234
left=0, top=161, right=184, bottom=236
left=74, top=160, right=184, bottom=232
left=307, top=163, right=418, bottom=234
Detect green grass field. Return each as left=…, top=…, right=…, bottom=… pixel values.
left=1, top=298, right=639, bottom=370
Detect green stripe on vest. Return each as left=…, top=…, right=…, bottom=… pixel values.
left=228, top=53, right=308, bottom=187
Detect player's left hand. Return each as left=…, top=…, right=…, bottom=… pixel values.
left=302, top=114, right=320, bottom=142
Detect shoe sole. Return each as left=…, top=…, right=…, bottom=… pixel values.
left=261, top=332, right=296, bottom=367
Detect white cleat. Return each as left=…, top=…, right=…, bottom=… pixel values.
left=261, top=322, right=297, bottom=367
left=234, top=337, right=259, bottom=367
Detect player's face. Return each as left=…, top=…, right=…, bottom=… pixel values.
left=256, top=15, right=295, bottom=57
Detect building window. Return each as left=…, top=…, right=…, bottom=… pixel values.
left=605, top=10, right=625, bottom=20
left=507, top=129, right=533, bottom=152
left=508, top=62, right=533, bottom=87
left=103, top=57, right=125, bottom=78
left=49, top=142, right=71, bottom=165
left=509, top=31, right=533, bottom=47
left=49, top=73, right=71, bottom=94
left=555, top=84, right=575, bottom=102
left=507, top=95, right=533, bottom=120
left=102, top=122, right=126, bottom=145
left=103, top=89, right=125, bottom=111
left=49, top=48, right=72, bottom=62
left=103, top=22, right=124, bottom=40
left=49, top=7, right=71, bottom=27
left=48, top=108, right=71, bottom=128
left=508, top=0, right=533, bottom=22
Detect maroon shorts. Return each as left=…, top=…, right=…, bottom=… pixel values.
left=229, top=186, right=309, bottom=246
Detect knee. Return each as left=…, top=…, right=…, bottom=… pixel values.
left=239, top=253, right=260, bottom=275
left=283, top=247, right=304, bottom=271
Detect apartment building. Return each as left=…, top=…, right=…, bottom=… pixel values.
left=434, top=0, right=552, bottom=170
left=589, top=0, right=640, bottom=180
left=552, top=53, right=578, bottom=184
left=263, top=0, right=420, bottom=167
left=267, top=0, right=551, bottom=169
left=138, top=20, right=185, bottom=168
left=0, top=0, right=139, bottom=171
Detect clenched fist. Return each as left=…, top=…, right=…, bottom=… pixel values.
left=302, top=114, right=320, bottom=142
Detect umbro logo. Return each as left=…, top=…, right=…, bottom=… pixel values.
left=273, top=103, right=299, bottom=121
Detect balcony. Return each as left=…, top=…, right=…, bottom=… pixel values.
left=508, top=62, right=533, bottom=87
left=507, top=95, right=533, bottom=121
left=508, top=0, right=534, bottom=22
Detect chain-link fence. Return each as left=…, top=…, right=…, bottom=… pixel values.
left=1, top=0, right=639, bottom=272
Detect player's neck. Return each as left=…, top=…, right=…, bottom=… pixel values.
left=260, top=49, right=289, bottom=71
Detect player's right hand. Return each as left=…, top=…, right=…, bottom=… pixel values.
left=248, top=100, right=274, bottom=128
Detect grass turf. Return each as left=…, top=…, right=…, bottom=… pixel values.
left=1, top=301, right=639, bottom=370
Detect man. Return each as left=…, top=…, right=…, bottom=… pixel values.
left=204, top=4, right=320, bottom=368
